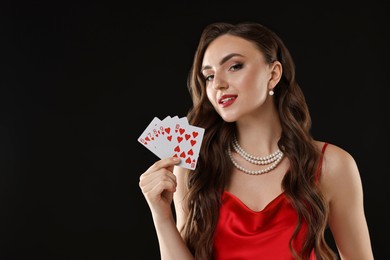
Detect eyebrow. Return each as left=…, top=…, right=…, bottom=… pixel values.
left=201, top=53, right=244, bottom=73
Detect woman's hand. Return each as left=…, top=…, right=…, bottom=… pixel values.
left=139, top=157, right=181, bottom=221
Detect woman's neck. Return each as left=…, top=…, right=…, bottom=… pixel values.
left=235, top=115, right=282, bottom=156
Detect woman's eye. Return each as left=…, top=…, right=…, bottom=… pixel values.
left=204, top=75, right=214, bottom=81
left=229, top=63, right=243, bottom=71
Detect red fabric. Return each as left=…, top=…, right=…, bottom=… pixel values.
left=213, top=143, right=328, bottom=259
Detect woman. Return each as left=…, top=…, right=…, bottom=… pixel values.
left=139, top=22, right=374, bottom=259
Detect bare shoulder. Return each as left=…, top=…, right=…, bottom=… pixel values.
left=314, top=141, right=362, bottom=202
left=315, top=141, right=358, bottom=173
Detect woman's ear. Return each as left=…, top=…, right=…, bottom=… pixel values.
left=268, top=61, right=282, bottom=89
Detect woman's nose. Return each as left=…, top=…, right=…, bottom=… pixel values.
left=213, top=76, right=228, bottom=90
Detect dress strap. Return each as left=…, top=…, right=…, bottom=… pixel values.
left=315, top=142, right=328, bottom=183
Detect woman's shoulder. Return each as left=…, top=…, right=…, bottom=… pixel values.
left=314, top=140, right=355, bottom=164
left=313, top=140, right=361, bottom=201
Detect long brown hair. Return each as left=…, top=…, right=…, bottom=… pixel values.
left=181, top=22, right=337, bottom=260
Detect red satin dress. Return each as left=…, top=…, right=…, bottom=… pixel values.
left=213, top=143, right=328, bottom=260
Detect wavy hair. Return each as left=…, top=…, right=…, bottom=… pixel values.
left=181, top=22, right=337, bottom=260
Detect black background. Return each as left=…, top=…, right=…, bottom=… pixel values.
left=1, top=1, right=389, bottom=259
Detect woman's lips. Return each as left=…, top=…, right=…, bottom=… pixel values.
left=218, top=94, right=237, bottom=108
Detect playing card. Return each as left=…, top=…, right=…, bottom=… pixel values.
left=150, top=116, right=177, bottom=158
left=171, top=124, right=204, bottom=170
left=173, top=116, right=189, bottom=134
left=137, top=116, right=161, bottom=156
left=138, top=115, right=204, bottom=170
left=153, top=115, right=188, bottom=158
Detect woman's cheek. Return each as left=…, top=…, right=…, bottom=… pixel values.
left=206, top=88, right=216, bottom=107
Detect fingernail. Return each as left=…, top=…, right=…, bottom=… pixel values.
left=173, top=157, right=180, bottom=162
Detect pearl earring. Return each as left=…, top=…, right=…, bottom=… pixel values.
left=269, top=89, right=274, bottom=96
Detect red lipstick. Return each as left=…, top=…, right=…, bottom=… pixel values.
left=218, top=94, right=237, bottom=108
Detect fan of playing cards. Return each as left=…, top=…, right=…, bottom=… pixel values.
left=137, top=115, right=205, bottom=170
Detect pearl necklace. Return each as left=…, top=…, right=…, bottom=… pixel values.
left=228, top=136, right=284, bottom=175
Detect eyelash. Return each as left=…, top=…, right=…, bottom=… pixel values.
left=230, top=63, right=243, bottom=71
left=204, top=63, right=243, bottom=82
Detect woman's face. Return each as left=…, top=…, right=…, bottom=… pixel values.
left=201, top=34, right=278, bottom=123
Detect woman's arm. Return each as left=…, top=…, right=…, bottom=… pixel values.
left=320, top=143, right=374, bottom=259
left=173, top=165, right=191, bottom=232
left=139, top=157, right=194, bottom=260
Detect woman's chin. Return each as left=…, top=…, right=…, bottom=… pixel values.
left=219, top=114, right=238, bottom=123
